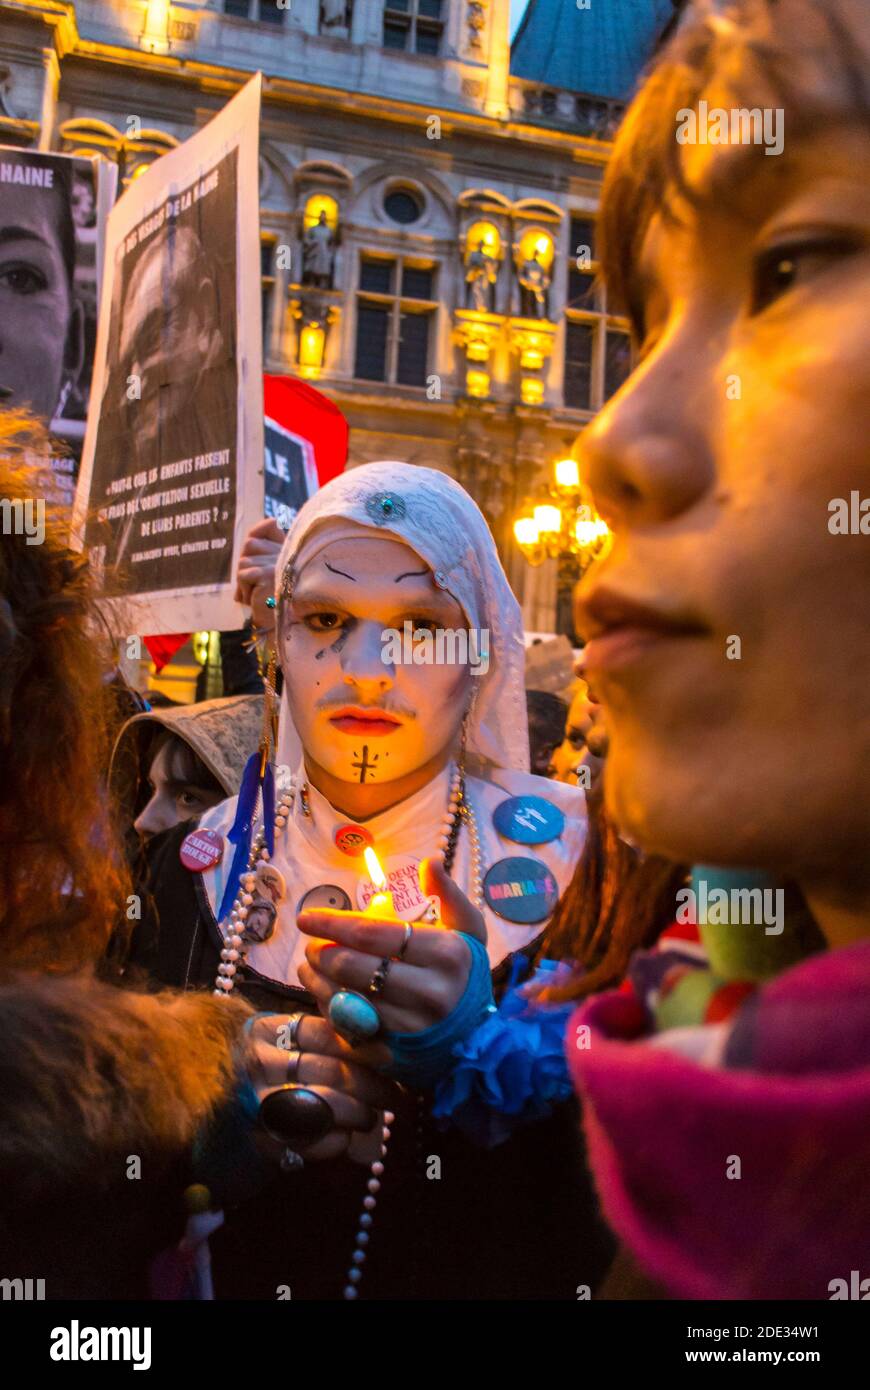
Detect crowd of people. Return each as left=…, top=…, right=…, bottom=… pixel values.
left=1, top=0, right=868, bottom=1303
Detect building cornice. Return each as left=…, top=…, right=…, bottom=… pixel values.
left=48, top=32, right=612, bottom=167
left=0, top=0, right=79, bottom=58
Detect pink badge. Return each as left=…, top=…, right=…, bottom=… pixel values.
left=179, top=828, right=224, bottom=872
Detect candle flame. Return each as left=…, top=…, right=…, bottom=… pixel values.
left=363, top=846, right=387, bottom=891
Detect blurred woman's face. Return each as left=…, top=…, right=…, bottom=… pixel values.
left=134, top=739, right=224, bottom=839
left=0, top=182, right=82, bottom=420
left=575, top=108, right=870, bottom=896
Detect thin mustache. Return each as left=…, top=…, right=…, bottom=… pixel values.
left=316, top=693, right=418, bottom=719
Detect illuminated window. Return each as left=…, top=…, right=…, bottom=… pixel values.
left=563, top=214, right=632, bottom=411
left=354, top=256, right=437, bottom=386
left=383, top=0, right=444, bottom=56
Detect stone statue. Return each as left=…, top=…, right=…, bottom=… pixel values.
left=320, top=0, right=350, bottom=29
left=464, top=239, right=498, bottom=313
left=302, top=210, right=335, bottom=288
left=518, top=249, right=551, bottom=319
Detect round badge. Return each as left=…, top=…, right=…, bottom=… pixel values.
left=483, top=856, right=560, bottom=925
left=297, top=884, right=353, bottom=914
left=179, top=828, right=224, bottom=872
left=243, top=896, right=277, bottom=944
left=356, top=855, right=427, bottom=921
left=493, top=795, right=565, bottom=846
left=255, top=861, right=286, bottom=904
left=334, top=823, right=374, bottom=857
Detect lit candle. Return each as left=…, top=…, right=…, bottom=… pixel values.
left=363, top=846, right=394, bottom=915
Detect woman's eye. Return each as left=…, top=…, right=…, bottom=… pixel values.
left=306, top=612, right=345, bottom=632
left=749, top=236, right=860, bottom=314
left=0, top=264, right=48, bottom=295
left=178, top=790, right=202, bottom=809
left=408, top=618, right=439, bottom=638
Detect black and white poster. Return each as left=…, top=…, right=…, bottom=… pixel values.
left=72, top=75, right=263, bottom=635
left=0, top=146, right=115, bottom=504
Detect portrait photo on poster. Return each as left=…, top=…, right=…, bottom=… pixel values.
left=0, top=146, right=112, bottom=504
left=84, top=148, right=239, bottom=595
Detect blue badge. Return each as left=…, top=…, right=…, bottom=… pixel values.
left=493, top=795, right=565, bottom=845
left=483, top=857, right=560, bottom=924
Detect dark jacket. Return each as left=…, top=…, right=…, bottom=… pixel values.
left=131, top=821, right=615, bottom=1300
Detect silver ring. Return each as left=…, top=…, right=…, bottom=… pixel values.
left=396, top=923, right=413, bottom=960
left=278, top=1012, right=305, bottom=1051
left=285, top=1050, right=302, bottom=1083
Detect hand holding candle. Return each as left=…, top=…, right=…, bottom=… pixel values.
left=298, top=859, right=488, bottom=1037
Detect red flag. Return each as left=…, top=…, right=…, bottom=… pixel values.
left=144, top=633, right=191, bottom=673
left=263, top=374, right=348, bottom=487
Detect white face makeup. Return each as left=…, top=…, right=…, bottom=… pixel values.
left=279, top=535, right=475, bottom=788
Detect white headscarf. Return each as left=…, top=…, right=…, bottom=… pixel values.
left=273, top=462, right=529, bottom=778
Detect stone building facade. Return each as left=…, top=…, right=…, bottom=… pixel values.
left=0, top=0, right=674, bottom=632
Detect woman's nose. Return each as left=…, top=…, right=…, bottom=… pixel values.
left=134, top=792, right=176, bottom=838
left=576, top=329, right=716, bottom=528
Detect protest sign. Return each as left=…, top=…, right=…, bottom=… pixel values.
left=72, top=75, right=263, bottom=635
left=0, top=146, right=116, bottom=503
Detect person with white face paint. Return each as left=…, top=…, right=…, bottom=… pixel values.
left=132, top=463, right=609, bottom=1301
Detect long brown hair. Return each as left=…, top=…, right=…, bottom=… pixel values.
left=598, top=0, right=870, bottom=337
left=536, top=782, right=687, bottom=1003
left=0, top=412, right=130, bottom=973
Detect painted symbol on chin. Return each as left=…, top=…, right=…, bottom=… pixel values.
left=352, top=745, right=379, bottom=783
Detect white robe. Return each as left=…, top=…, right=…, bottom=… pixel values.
left=197, top=764, right=585, bottom=986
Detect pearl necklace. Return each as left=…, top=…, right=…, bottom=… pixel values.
left=211, top=762, right=484, bottom=1302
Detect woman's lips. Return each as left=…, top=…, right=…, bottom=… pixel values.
left=578, top=587, right=709, bottom=675
left=328, top=709, right=403, bottom=737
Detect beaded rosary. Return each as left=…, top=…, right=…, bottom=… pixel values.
left=213, top=746, right=482, bottom=1299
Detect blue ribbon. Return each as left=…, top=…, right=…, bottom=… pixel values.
left=218, top=752, right=271, bottom=921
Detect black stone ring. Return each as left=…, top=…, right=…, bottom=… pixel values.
left=258, top=1085, right=334, bottom=1146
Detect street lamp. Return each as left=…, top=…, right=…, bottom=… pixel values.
left=514, top=457, right=610, bottom=569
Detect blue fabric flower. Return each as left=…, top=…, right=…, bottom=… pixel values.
left=431, top=959, right=575, bottom=1148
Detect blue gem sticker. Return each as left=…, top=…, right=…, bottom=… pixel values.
left=493, top=795, right=565, bottom=845
left=365, top=492, right=407, bottom=526
left=483, top=856, right=560, bottom=924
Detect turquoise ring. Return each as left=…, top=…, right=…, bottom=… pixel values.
left=328, top=989, right=381, bottom=1046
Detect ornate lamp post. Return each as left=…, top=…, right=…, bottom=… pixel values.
left=513, top=456, right=610, bottom=571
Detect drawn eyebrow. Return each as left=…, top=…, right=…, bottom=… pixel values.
left=324, top=560, right=357, bottom=582
left=0, top=226, right=50, bottom=248
left=394, top=568, right=431, bottom=583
